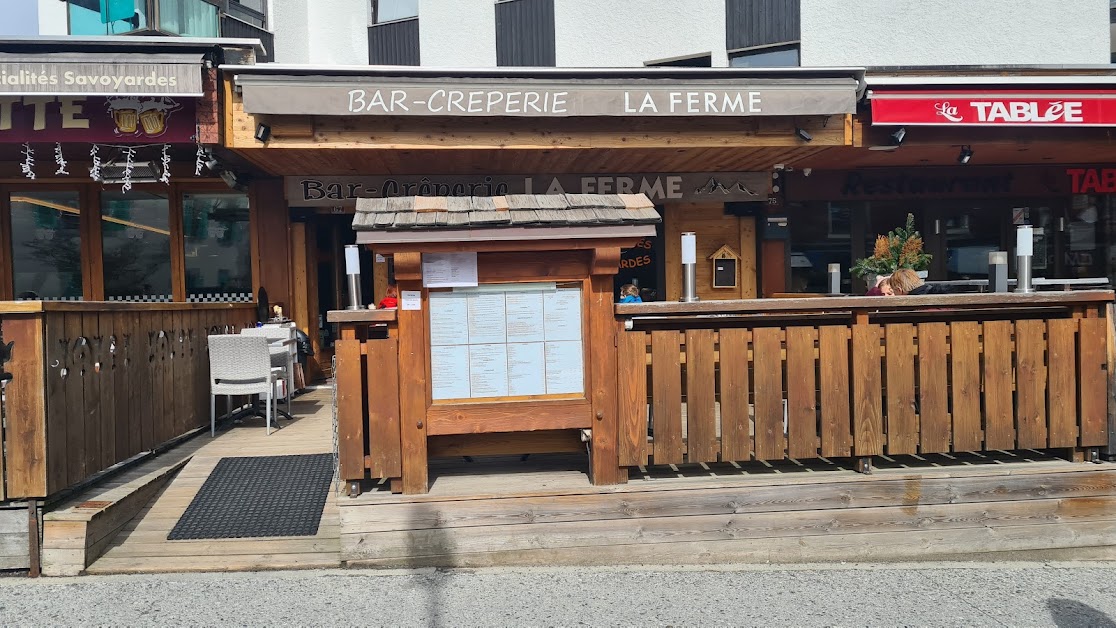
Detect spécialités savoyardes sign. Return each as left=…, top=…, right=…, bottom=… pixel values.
left=241, top=77, right=857, bottom=117
left=0, top=61, right=203, bottom=96
left=286, top=173, right=770, bottom=206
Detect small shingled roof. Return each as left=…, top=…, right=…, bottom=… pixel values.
left=353, top=194, right=661, bottom=231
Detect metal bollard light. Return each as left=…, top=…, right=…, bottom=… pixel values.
left=1014, top=225, right=1034, bottom=294
left=827, top=263, right=841, bottom=295
left=988, top=251, right=1009, bottom=293
left=345, top=244, right=364, bottom=309
left=680, top=232, right=699, bottom=302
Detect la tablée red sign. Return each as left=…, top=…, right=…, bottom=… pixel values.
left=872, top=90, right=1116, bottom=126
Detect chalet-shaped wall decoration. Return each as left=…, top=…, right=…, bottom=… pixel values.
left=709, top=244, right=740, bottom=289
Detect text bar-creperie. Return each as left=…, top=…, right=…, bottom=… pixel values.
left=871, top=90, right=1116, bottom=126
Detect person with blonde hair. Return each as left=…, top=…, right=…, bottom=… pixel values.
left=887, top=268, right=924, bottom=295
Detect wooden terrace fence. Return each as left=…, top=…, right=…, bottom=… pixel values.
left=615, top=292, right=1116, bottom=469
left=334, top=291, right=1116, bottom=492
left=0, top=301, right=257, bottom=501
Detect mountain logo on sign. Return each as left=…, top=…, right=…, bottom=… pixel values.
left=694, top=177, right=761, bottom=197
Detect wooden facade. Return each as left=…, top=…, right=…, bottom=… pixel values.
left=333, top=290, right=1116, bottom=496
left=0, top=301, right=256, bottom=500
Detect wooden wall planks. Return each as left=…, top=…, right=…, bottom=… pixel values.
left=1, top=304, right=255, bottom=499
left=617, top=303, right=1113, bottom=471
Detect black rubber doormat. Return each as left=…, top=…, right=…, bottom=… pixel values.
left=168, top=454, right=334, bottom=540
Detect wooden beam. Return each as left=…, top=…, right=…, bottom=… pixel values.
left=168, top=184, right=186, bottom=302
left=82, top=185, right=105, bottom=302
left=394, top=252, right=428, bottom=494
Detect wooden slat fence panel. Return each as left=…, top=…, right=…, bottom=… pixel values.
left=620, top=295, right=1114, bottom=472
left=949, top=322, right=982, bottom=452
left=718, top=328, right=752, bottom=462
left=336, top=338, right=366, bottom=484
left=1079, top=317, right=1108, bottom=447
left=617, top=329, right=647, bottom=467
left=366, top=337, right=403, bottom=478
left=852, top=324, right=883, bottom=456
left=917, top=322, right=950, bottom=453
left=1047, top=318, right=1079, bottom=448
left=982, top=320, right=1015, bottom=451
left=752, top=327, right=784, bottom=461
left=1015, top=319, right=1048, bottom=449
left=818, top=326, right=851, bottom=458
left=650, top=331, right=683, bottom=465
left=785, top=326, right=817, bottom=460
left=0, top=304, right=255, bottom=499
left=685, top=329, right=717, bottom=463
left=884, top=323, right=917, bottom=456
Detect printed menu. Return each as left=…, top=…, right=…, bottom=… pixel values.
left=428, top=284, right=584, bottom=400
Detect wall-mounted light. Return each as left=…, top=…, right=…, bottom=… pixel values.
left=890, top=126, right=906, bottom=146
left=255, top=123, right=272, bottom=143
left=794, top=127, right=813, bottom=142
left=203, top=153, right=220, bottom=171
left=957, top=145, right=974, bottom=165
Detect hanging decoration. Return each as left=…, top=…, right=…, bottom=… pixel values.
left=194, top=144, right=205, bottom=176
left=89, top=144, right=102, bottom=182
left=20, top=143, right=35, bottom=180
left=53, top=142, right=69, bottom=176
left=120, top=146, right=137, bottom=193
left=160, top=143, right=172, bottom=184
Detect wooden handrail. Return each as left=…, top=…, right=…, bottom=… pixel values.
left=0, top=301, right=256, bottom=314
left=326, top=309, right=398, bottom=323
left=616, top=290, right=1115, bottom=317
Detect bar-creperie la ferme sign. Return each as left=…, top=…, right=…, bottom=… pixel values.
left=240, top=78, right=857, bottom=117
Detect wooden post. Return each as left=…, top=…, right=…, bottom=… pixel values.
left=589, top=248, right=623, bottom=485
left=1106, top=304, right=1116, bottom=460
left=27, top=500, right=40, bottom=578
left=394, top=252, right=429, bottom=494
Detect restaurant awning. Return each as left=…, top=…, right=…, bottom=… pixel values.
left=231, top=66, right=865, bottom=118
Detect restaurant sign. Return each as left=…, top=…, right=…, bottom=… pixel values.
left=0, top=96, right=197, bottom=143
left=786, top=167, right=1071, bottom=202
left=0, top=60, right=203, bottom=96
left=286, top=172, right=769, bottom=206
left=871, top=90, right=1116, bottom=126
left=242, top=77, right=857, bottom=117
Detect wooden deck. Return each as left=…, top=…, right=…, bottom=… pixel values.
left=83, top=389, right=341, bottom=575
left=341, top=451, right=1116, bottom=568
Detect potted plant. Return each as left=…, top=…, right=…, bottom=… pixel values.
left=851, top=213, right=932, bottom=288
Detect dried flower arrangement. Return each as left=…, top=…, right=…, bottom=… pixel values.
left=851, top=213, right=932, bottom=278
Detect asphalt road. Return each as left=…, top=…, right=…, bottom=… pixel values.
left=1, top=562, right=1115, bottom=627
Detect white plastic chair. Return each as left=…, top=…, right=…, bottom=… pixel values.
left=241, top=326, right=296, bottom=418
left=207, top=334, right=277, bottom=436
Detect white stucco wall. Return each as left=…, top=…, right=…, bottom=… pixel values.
left=269, top=0, right=311, bottom=63
left=801, top=0, right=1111, bottom=66
left=270, top=0, right=368, bottom=65
left=421, top=0, right=496, bottom=67
left=307, top=0, right=371, bottom=65
left=554, top=0, right=728, bottom=67
left=37, top=0, right=68, bottom=36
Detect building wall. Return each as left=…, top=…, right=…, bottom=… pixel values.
left=38, top=0, right=68, bottom=36
left=800, top=0, right=1111, bottom=66
left=271, top=0, right=369, bottom=65
left=421, top=0, right=496, bottom=66
left=553, top=0, right=729, bottom=67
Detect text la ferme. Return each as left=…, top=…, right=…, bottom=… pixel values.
left=348, top=89, right=764, bottom=115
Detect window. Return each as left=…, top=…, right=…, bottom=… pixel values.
left=729, top=44, right=800, bottom=68
left=1, top=0, right=40, bottom=36
left=183, top=192, right=252, bottom=302
left=495, top=0, right=556, bottom=67
left=787, top=201, right=857, bottom=293
left=158, top=0, right=219, bottom=37
left=10, top=192, right=83, bottom=301
left=67, top=0, right=147, bottom=35
left=101, top=191, right=172, bottom=302
left=372, top=0, right=418, bottom=23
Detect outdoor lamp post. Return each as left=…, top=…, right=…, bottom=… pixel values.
left=1014, top=225, right=1034, bottom=294
left=680, top=232, right=699, bottom=302
left=345, top=244, right=363, bottom=309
